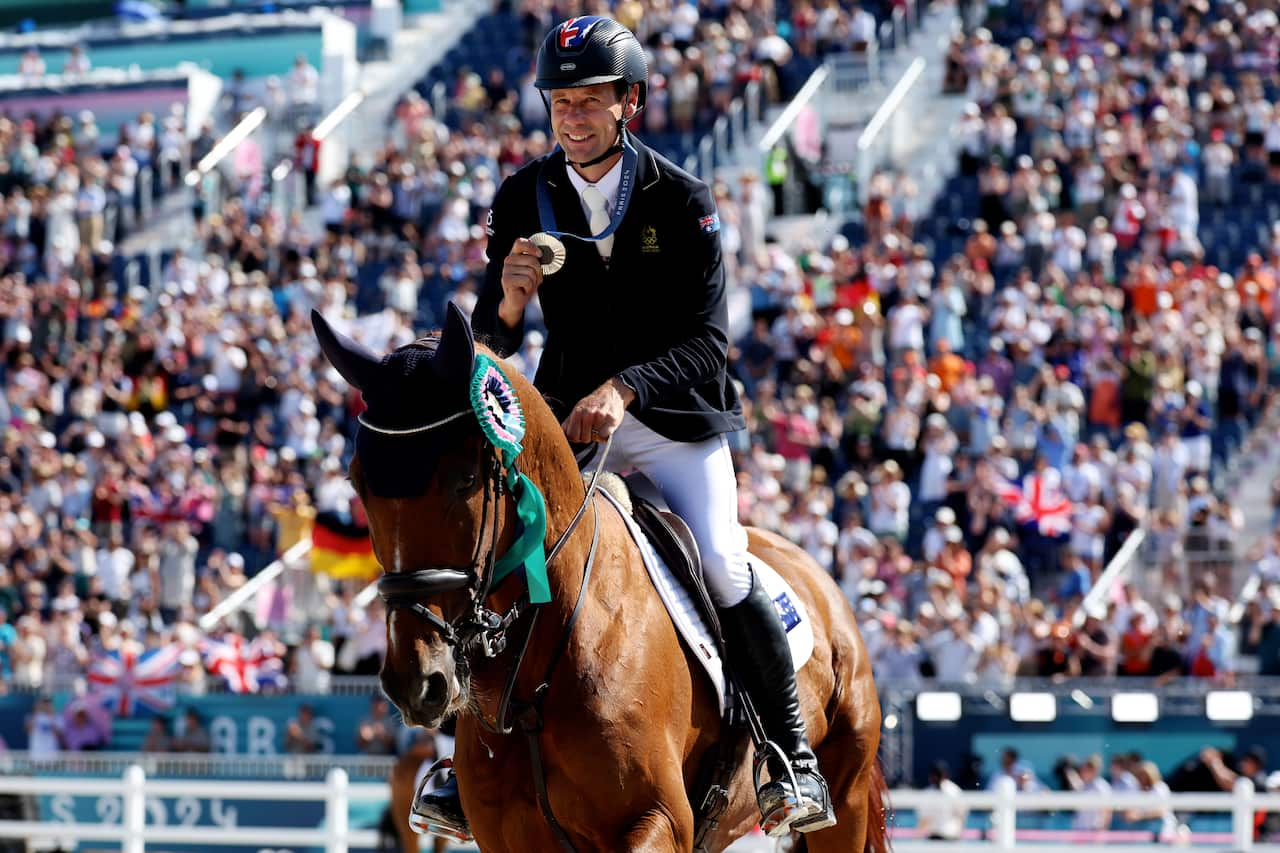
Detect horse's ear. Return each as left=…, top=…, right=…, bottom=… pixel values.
left=311, top=309, right=383, bottom=392
left=433, top=302, right=476, bottom=385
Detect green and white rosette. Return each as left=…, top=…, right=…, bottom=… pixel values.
left=469, top=354, right=550, bottom=604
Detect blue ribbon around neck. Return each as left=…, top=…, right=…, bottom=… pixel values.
left=535, top=132, right=639, bottom=245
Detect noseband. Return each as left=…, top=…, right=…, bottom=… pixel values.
left=374, top=439, right=510, bottom=654
left=366, top=406, right=610, bottom=660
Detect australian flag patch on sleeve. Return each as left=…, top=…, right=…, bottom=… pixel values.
left=698, top=212, right=720, bottom=234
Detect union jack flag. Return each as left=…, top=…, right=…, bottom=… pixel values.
left=202, top=634, right=288, bottom=694
left=995, top=471, right=1073, bottom=538
left=86, top=645, right=183, bottom=716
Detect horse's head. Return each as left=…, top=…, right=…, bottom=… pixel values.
left=312, top=304, right=518, bottom=727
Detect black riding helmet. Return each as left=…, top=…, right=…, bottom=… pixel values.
left=535, top=16, right=648, bottom=166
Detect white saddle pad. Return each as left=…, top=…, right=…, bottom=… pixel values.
left=599, top=490, right=815, bottom=714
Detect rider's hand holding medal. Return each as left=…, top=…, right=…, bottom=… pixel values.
left=530, top=232, right=565, bottom=274
left=497, top=234, right=565, bottom=330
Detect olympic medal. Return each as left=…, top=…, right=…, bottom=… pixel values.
left=529, top=232, right=566, bottom=275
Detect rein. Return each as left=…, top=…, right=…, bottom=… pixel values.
left=368, top=402, right=613, bottom=853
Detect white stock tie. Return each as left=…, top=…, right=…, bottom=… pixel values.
left=581, top=185, right=614, bottom=262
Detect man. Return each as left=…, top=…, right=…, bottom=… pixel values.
left=356, top=695, right=398, bottom=756
left=918, top=761, right=967, bottom=840
left=1063, top=754, right=1112, bottom=832
left=987, top=747, right=1028, bottom=790
left=285, top=703, right=321, bottom=754
left=172, top=708, right=211, bottom=753
left=1202, top=745, right=1268, bottom=792
left=418, top=15, right=834, bottom=841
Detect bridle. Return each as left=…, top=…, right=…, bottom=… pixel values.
left=369, top=402, right=609, bottom=851
left=364, top=404, right=612, bottom=730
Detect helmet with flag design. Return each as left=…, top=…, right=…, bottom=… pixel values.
left=535, top=16, right=648, bottom=115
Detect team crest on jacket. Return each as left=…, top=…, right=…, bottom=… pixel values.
left=641, top=224, right=660, bottom=253
left=698, top=212, right=720, bottom=234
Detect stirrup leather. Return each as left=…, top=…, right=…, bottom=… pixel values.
left=408, top=758, right=474, bottom=843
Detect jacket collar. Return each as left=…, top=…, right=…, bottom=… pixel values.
left=633, top=134, right=660, bottom=191
left=538, top=134, right=661, bottom=273
left=544, top=132, right=661, bottom=193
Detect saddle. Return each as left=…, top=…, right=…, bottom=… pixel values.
left=619, top=473, right=744, bottom=853
left=621, top=473, right=725, bottom=650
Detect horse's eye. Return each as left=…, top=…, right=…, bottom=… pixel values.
left=456, top=471, right=478, bottom=492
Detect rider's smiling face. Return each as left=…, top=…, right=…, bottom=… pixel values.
left=549, top=82, right=633, bottom=164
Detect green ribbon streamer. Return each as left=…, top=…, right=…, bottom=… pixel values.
left=468, top=354, right=551, bottom=604
left=489, top=453, right=551, bottom=604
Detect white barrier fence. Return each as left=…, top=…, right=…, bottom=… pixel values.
left=892, top=776, right=1280, bottom=852
left=2, top=768, right=1280, bottom=852
left=0, top=767, right=386, bottom=853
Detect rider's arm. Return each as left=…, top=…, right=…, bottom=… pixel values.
left=474, top=179, right=525, bottom=357
left=614, top=182, right=729, bottom=411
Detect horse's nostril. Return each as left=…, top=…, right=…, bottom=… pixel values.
left=422, top=671, right=449, bottom=709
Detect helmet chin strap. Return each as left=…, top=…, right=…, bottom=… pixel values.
left=564, top=117, right=632, bottom=169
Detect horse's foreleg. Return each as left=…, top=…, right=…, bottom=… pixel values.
left=618, top=803, right=693, bottom=853
left=388, top=764, right=419, bottom=853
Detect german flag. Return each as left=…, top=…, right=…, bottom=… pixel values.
left=310, top=507, right=381, bottom=580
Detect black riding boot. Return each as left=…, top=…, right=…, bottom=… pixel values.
left=409, top=759, right=473, bottom=842
left=719, top=571, right=836, bottom=837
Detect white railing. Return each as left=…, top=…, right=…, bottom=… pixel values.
left=0, top=750, right=396, bottom=781
left=758, top=65, right=829, bottom=155
left=1073, top=527, right=1145, bottom=628
left=3, top=768, right=1280, bottom=852
left=853, top=56, right=926, bottom=204
left=197, top=538, right=313, bottom=631
left=0, top=766, right=387, bottom=853
left=889, top=776, right=1279, bottom=852
left=183, top=107, right=267, bottom=189
left=314, top=89, right=367, bottom=186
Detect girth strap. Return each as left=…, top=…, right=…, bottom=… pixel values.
left=512, top=500, right=602, bottom=853
left=519, top=702, right=573, bottom=853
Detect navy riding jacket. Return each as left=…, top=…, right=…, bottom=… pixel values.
left=473, top=136, right=745, bottom=443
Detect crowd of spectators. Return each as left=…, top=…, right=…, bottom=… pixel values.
left=0, top=99, right=202, bottom=273
left=432, top=0, right=801, bottom=144
left=417, top=0, right=918, bottom=182
left=721, top=0, right=1280, bottom=685
left=4, top=0, right=1280, bottom=732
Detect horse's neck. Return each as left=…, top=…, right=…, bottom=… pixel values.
left=520, top=409, right=590, bottom=565
left=467, top=418, right=594, bottom=718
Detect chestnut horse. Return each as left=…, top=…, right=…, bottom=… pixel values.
left=313, top=306, right=888, bottom=853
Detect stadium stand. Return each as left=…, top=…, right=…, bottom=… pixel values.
left=3, top=3, right=1280, bottom=815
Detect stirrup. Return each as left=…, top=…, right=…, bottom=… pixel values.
left=751, top=740, right=822, bottom=838
left=408, top=758, right=474, bottom=843
left=789, top=772, right=837, bottom=834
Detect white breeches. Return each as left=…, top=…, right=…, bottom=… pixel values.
left=605, top=414, right=754, bottom=607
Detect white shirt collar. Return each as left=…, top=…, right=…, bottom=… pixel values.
left=565, top=156, right=623, bottom=215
